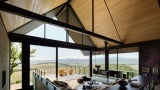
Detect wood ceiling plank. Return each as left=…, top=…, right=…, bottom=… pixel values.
left=94, top=0, right=121, bottom=42
left=107, top=0, right=160, bottom=43
left=52, top=0, right=67, bottom=9
left=23, top=0, right=32, bottom=23
left=1, top=0, right=67, bottom=32
left=0, top=11, right=11, bottom=31
left=72, top=0, right=160, bottom=47
left=40, top=0, right=54, bottom=14
left=71, top=0, right=121, bottom=47
left=71, top=0, right=92, bottom=31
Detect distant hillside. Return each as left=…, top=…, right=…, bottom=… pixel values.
left=31, top=57, right=138, bottom=65
left=107, top=57, right=138, bottom=64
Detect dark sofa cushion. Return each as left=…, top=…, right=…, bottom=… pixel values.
left=108, top=70, right=122, bottom=78
left=99, top=70, right=108, bottom=76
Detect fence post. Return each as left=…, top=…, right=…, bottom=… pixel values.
left=75, top=65, right=76, bottom=74
left=66, top=65, right=67, bottom=71
left=50, top=65, right=51, bottom=74
left=79, top=67, right=80, bottom=74
left=84, top=67, right=85, bottom=75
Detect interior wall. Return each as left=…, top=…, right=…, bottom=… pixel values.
left=139, top=44, right=160, bottom=75
left=0, top=16, right=9, bottom=90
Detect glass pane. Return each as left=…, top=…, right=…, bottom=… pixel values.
left=30, top=45, right=56, bottom=85
left=95, top=54, right=105, bottom=70
left=46, top=24, right=66, bottom=41
left=109, top=54, right=118, bottom=71
left=58, top=48, right=89, bottom=88
left=10, top=42, right=22, bottom=90
left=69, top=36, right=74, bottom=43
left=92, top=53, right=105, bottom=72
left=118, top=52, right=139, bottom=78
left=26, top=24, right=44, bottom=38
left=109, top=51, right=139, bottom=79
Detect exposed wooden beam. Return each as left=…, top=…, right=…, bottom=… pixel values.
left=97, top=39, right=160, bottom=51
left=0, top=0, right=7, bottom=2
left=0, top=2, right=123, bottom=45
left=89, top=50, right=92, bottom=77
left=8, top=33, right=97, bottom=51
left=158, top=0, right=160, bottom=7
left=104, top=42, right=109, bottom=71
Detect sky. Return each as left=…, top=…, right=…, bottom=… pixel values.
left=26, top=21, right=138, bottom=60
left=27, top=23, right=90, bottom=60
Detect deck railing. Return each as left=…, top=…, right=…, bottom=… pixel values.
left=34, top=64, right=90, bottom=76
left=33, top=72, right=61, bottom=90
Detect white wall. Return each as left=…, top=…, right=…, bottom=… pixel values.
left=0, top=16, right=9, bottom=90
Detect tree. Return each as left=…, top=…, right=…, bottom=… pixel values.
left=10, top=43, right=36, bottom=76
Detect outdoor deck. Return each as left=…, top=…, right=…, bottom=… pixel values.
left=45, top=74, right=85, bottom=89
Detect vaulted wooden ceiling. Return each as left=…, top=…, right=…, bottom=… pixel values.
left=0, top=0, right=67, bottom=32
left=0, top=0, right=160, bottom=48
left=71, top=0, right=160, bottom=48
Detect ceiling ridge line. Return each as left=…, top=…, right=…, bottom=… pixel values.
left=104, top=0, right=122, bottom=42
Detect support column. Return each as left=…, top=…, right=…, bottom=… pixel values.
left=22, top=42, right=30, bottom=90
left=56, top=47, right=58, bottom=80
left=105, top=42, right=109, bottom=70
left=44, top=14, right=46, bottom=38
left=117, top=48, right=119, bottom=71
left=89, top=50, right=92, bottom=77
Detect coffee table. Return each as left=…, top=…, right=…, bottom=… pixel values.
left=75, top=81, right=109, bottom=90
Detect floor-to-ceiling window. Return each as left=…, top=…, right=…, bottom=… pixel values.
left=25, top=21, right=63, bottom=87
left=25, top=19, right=88, bottom=88
left=12, top=16, right=94, bottom=89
